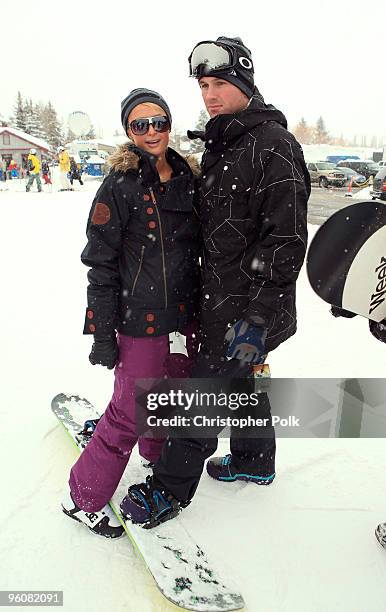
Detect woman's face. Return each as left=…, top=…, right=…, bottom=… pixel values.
left=127, top=102, right=170, bottom=158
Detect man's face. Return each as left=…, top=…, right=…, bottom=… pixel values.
left=198, top=77, right=249, bottom=117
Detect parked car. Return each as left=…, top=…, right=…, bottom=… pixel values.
left=378, top=160, right=386, bottom=168
left=336, top=159, right=380, bottom=180
left=371, top=167, right=386, bottom=201
left=307, top=162, right=346, bottom=188
left=333, top=166, right=367, bottom=187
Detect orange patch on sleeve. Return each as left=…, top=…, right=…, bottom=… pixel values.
left=91, top=202, right=111, bottom=225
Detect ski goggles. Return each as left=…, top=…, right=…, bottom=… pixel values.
left=129, top=115, right=170, bottom=136
left=189, top=41, right=253, bottom=77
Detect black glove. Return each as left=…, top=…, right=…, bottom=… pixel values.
left=330, top=305, right=357, bottom=318
left=89, top=334, right=118, bottom=369
left=369, top=319, right=386, bottom=343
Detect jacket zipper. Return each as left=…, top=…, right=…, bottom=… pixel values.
left=131, top=245, right=145, bottom=296
left=149, top=187, right=168, bottom=309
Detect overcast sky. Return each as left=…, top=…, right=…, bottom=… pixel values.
left=2, top=0, right=385, bottom=143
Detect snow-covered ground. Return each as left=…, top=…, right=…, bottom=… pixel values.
left=1, top=173, right=386, bottom=612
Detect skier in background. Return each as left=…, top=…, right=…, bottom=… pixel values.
left=25, top=149, right=42, bottom=192
left=121, top=36, right=310, bottom=528
left=69, top=157, right=84, bottom=187
left=58, top=146, right=71, bottom=191
left=61, top=88, right=201, bottom=538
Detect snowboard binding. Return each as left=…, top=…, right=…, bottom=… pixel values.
left=120, top=475, right=189, bottom=529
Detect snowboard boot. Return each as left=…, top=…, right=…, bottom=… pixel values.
left=375, top=522, right=386, bottom=548
left=206, top=454, right=275, bottom=485
left=61, top=489, right=124, bottom=539
left=120, top=475, right=189, bottom=529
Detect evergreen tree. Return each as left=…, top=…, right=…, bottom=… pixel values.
left=66, top=128, right=77, bottom=143
left=169, top=126, right=183, bottom=153
left=24, top=99, right=45, bottom=139
left=13, top=91, right=27, bottom=132
left=42, top=101, right=63, bottom=149
left=24, top=99, right=35, bottom=135
left=33, top=102, right=48, bottom=140
left=293, top=117, right=312, bottom=144
left=313, top=116, right=329, bottom=144
left=189, top=109, right=209, bottom=153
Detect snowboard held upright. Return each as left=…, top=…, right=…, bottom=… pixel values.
left=51, top=392, right=244, bottom=612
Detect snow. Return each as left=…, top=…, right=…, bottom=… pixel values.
left=1, top=175, right=386, bottom=611
left=352, top=185, right=372, bottom=199
left=302, top=144, right=377, bottom=164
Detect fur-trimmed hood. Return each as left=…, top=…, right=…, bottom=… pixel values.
left=108, top=142, right=201, bottom=178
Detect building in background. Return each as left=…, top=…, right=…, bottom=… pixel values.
left=0, top=127, right=51, bottom=172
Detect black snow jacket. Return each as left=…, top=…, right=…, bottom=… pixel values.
left=70, top=159, right=81, bottom=180
left=81, top=143, right=201, bottom=338
left=189, top=89, right=310, bottom=353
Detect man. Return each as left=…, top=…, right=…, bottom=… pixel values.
left=26, top=149, right=42, bottom=192
left=58, top=146, right=71, bottom=191
left=120, top=36, right=310, bottom=528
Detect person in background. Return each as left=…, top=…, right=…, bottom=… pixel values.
left=26, top=149, right=42, bottom=192
left=58, top=146, right=72, bottom=191
left=9, top=159, right=18, bottom=178
left=0, top=158, right=6, bottom=181
left=41, top=159, right=52, bottom=185
left=69, top=157, right=84, bottom=187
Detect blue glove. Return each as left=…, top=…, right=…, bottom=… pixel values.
left=225, top=320, right=267, bottom=363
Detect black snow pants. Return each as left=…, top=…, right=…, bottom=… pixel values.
left=153, top=321, right=276, bottom=502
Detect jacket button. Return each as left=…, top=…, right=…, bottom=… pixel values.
left=146, top=326, right=155, bottom=335
left=148, top=221, right=156, bottom=229
left=89, top=324, right=96, bottom=332
left=146, top=207, right=154, bottom=215
left=87, top=310, right=94, bottom=319
left=146, top=313, right=155, bottom=322
left=179, top=304, right=185, bottom=312
left=143, top=194, right=150, bottom=201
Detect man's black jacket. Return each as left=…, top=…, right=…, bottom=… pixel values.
left=189, top=89, right=310, bottom=353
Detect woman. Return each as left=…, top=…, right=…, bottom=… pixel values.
left=62, top=88, right=201, bottom=538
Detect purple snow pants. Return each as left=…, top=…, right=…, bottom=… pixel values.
left=69, top=323, right=198, bottom=512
